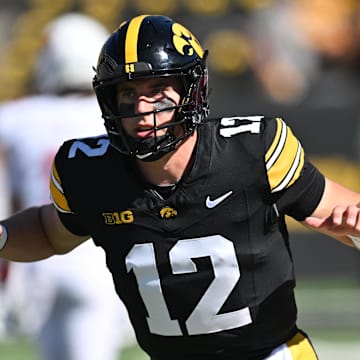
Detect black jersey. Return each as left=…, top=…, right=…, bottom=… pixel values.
left=50, top=116, right=325, bottom=359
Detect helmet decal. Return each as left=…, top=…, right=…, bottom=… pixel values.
left=125, top=63, right=135, bottom=74
left=172, top=23, right=204, bottom=58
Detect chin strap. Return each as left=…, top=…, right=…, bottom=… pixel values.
left=136, top=142, right=175, bottom=162
left=131, top=131, right=176, bottom=162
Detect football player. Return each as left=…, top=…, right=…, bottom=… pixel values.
left=1, top=14, right=360, bottom=360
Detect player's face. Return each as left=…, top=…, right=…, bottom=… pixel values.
left=116, top=77, right=182, bottom=139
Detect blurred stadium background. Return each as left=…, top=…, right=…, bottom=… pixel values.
left=0, top=0, right=360, bottom=358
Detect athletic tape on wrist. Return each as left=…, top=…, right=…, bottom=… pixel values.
left=0, top=225, right=8, bottom=251
left=348, top=234, right=360, bottom=250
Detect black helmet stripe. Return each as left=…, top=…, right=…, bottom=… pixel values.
left=124, top=14, right=148, bottom=65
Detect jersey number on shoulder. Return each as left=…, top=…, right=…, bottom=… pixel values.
left=219, top=116, right=263, bottom=138
left=125, top=235, right=252, bottom=336
left=68, top=137, right=110, bottom=158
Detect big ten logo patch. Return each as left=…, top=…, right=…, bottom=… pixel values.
left=103, top=210, right=134, bottom=224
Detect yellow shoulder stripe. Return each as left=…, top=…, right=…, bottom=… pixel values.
left=265, top=118, right=305, bottom=193
left=265, top=117, right=283, bottom=163
left=287, top=332, right=318, bottom=360
left=50, top=163, right=72, bottom=213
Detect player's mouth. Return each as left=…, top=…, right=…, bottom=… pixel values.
left=135, top=127, right=155, bottom=138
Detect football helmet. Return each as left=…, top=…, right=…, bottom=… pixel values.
left=93, top=14, right=209, bottom=161
left=34, top=13, right=108, bottom=94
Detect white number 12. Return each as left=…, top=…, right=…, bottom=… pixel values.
left=125, top=235, right=252, bottom=336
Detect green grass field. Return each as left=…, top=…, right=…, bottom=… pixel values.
left=1, top=330, right=359, bottom=360
left=0, top=277, right=359, bottom=359
left=0, top=339, right=147, bottom=360
left=296, top=277, right=360, bottom=359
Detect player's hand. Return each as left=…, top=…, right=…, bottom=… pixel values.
left=305, top=204, right=360, bottom=236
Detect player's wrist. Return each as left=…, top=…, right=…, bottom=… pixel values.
left=347, top=234, right=360, bottom=250
left=0, top=225, right=8, bottom=251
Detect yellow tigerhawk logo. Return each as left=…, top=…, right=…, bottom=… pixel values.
left=159, top=207, right=178, bottom=219
left=103, top=210, right=134, bottom=225
left=172, top=23, right=204, bottom=58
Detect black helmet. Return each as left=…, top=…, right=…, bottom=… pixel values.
left=93, top=14, right=209, bottom=161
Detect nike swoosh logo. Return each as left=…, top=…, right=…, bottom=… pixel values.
left=205, top=191, right=233, bottom=209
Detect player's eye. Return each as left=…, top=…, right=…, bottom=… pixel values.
left=118, top=89, right=135, bottom=98
left=148, top=86, right=166, bottom=98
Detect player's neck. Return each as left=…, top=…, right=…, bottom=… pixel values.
left=136, top=131, right=197, bottom=186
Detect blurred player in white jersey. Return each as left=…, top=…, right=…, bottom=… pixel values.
left=0, top=12, right=134, bottom=360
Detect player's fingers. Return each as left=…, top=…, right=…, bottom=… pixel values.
left=342, top=205, right=359, bottom=228
left=331, top=205, right=347, bottom=226
left=304, top=216, right=328, bottom=229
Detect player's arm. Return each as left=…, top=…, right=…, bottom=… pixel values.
left=262, top=117, right=360, bottom=249
left=304, top=177, right=360, bottom=248
left=0, top=204, right=89, bottom=262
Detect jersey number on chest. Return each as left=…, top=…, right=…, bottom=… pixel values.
left=125, top=235, right=252, bottom=336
